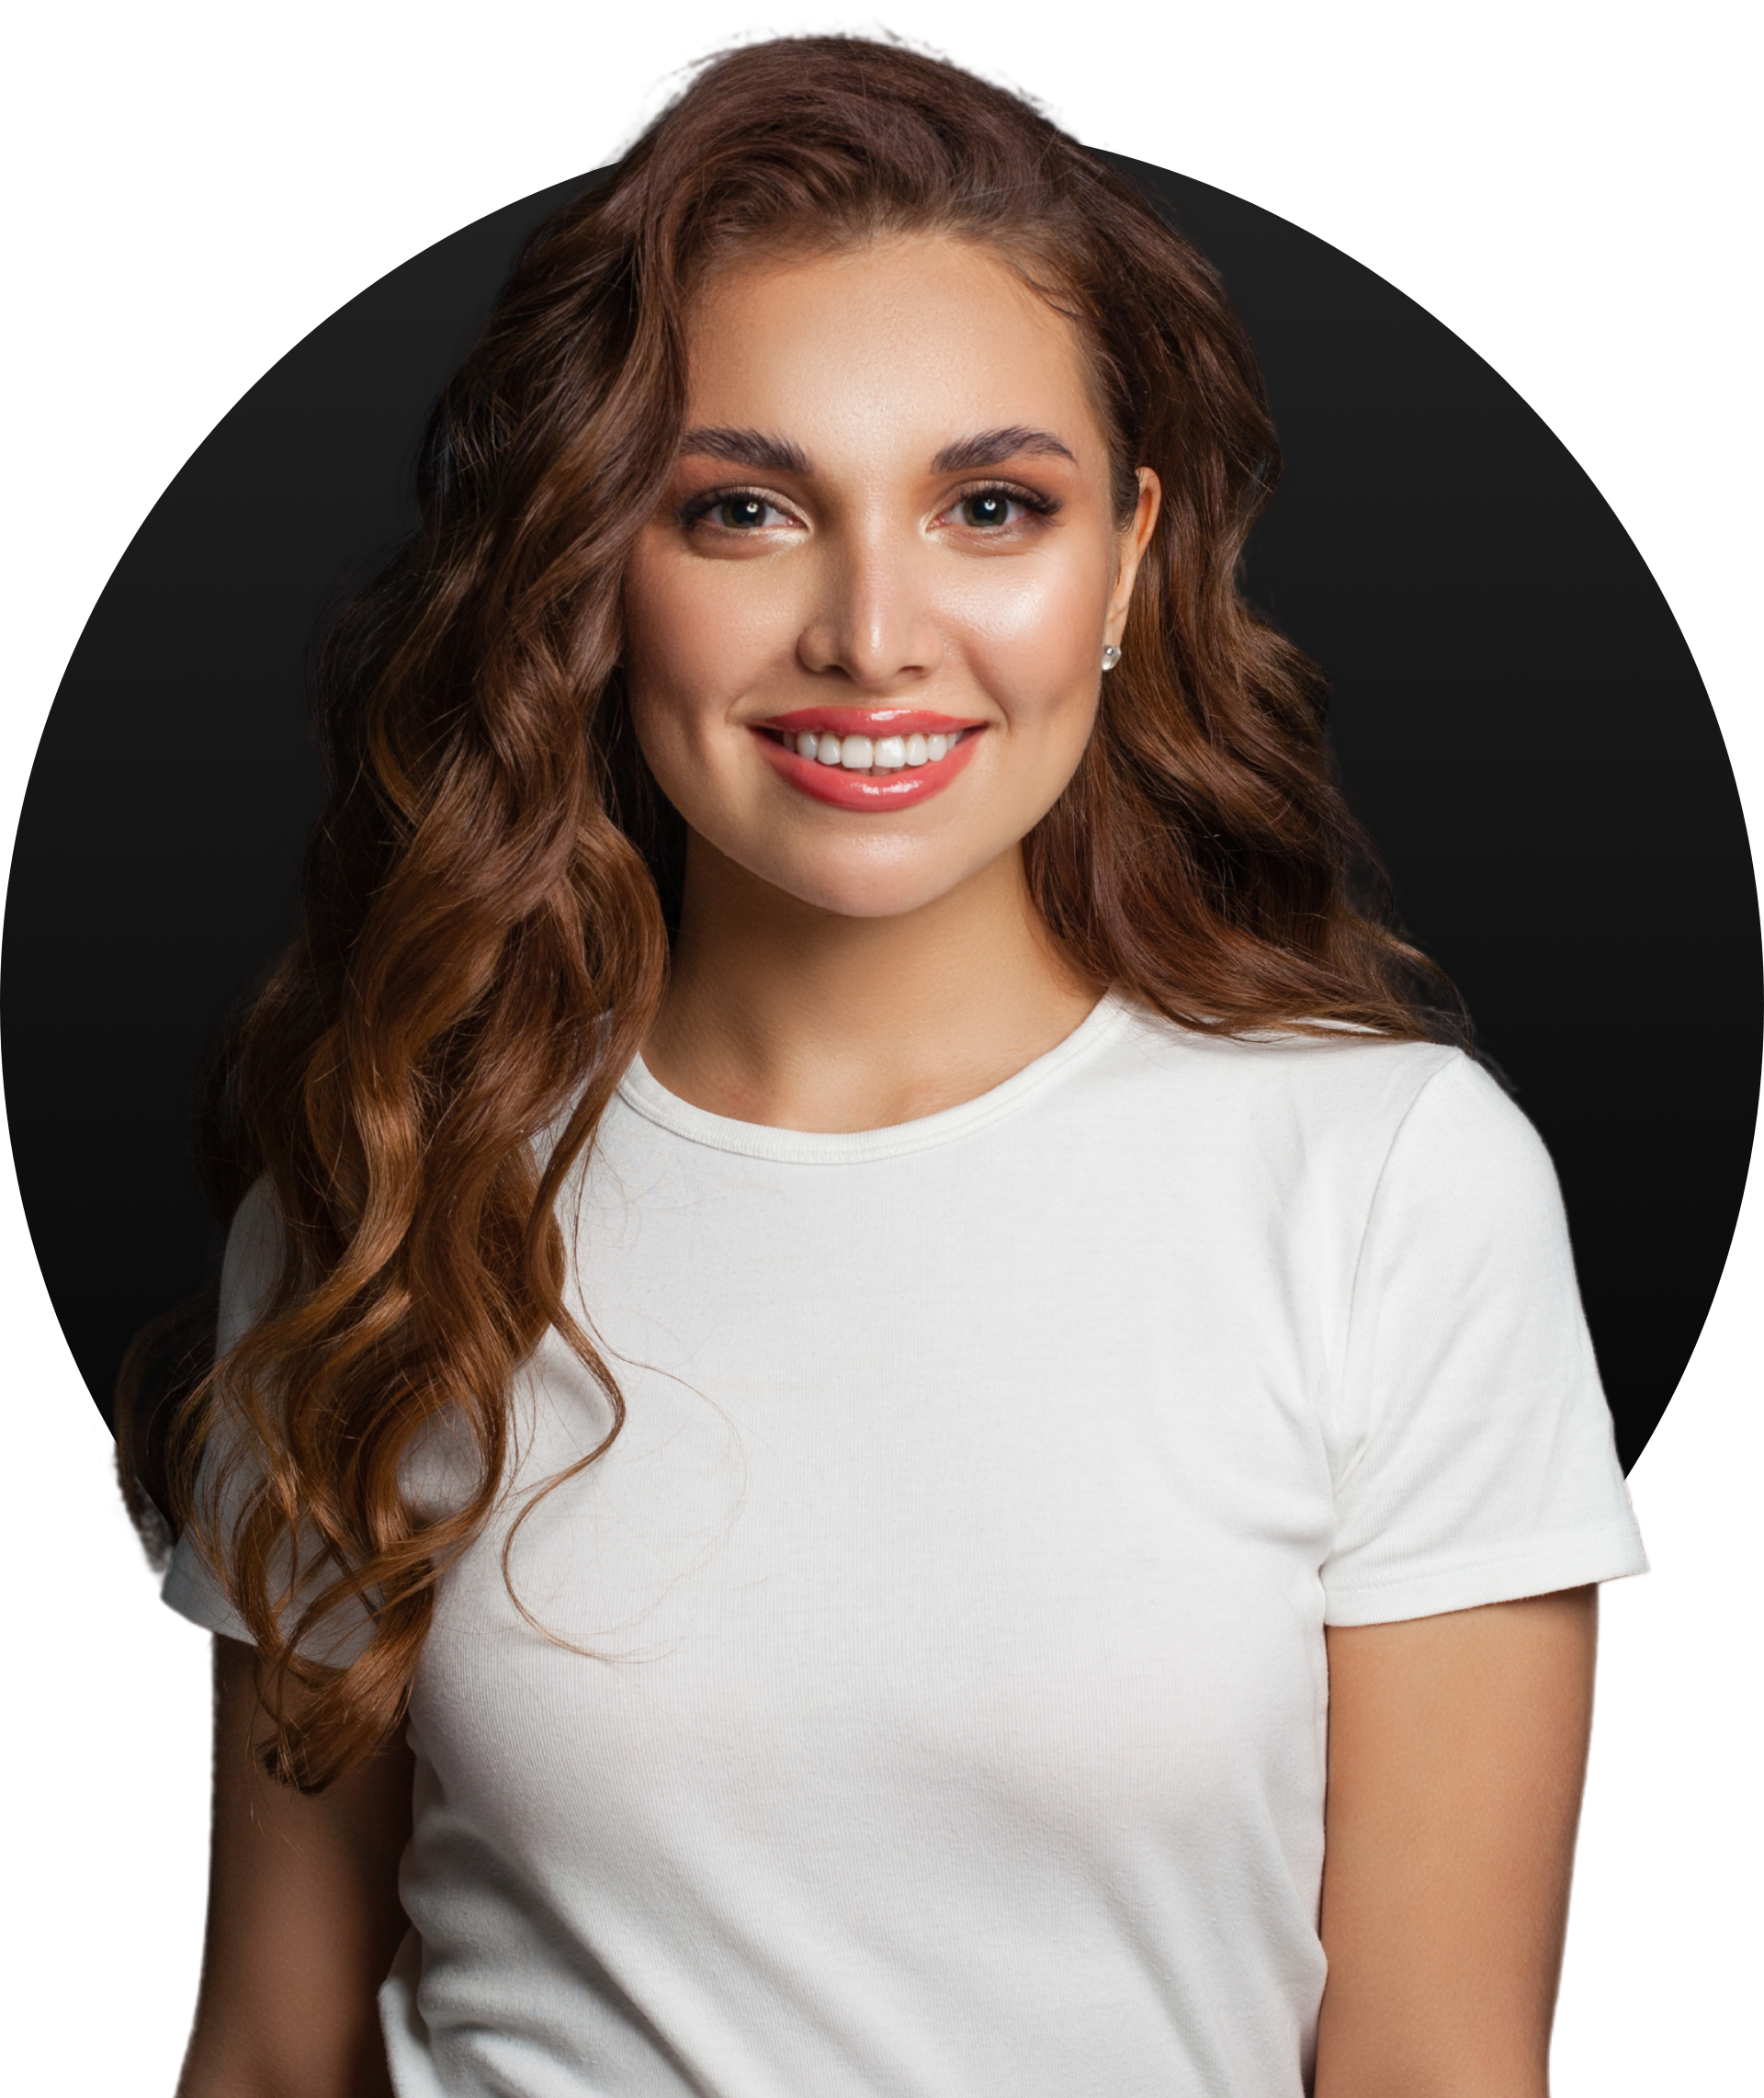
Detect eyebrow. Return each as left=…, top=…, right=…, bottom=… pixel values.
left=678, top=426, right=812, bottom=476
left=929, top=425, right=1077, bottom=473
left=676, top=423, right=1077, bottom=478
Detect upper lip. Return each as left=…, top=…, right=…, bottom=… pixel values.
left=755, top=706, right=983, bottom=737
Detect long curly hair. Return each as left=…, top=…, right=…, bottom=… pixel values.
left=119, top=33, right=1463, bottom=1790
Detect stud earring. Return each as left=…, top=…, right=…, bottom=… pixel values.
left=1101, top=644, right=1122, bottom=672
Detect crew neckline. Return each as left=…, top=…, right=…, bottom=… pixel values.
left=615, top=988, right=1136, bottom=1164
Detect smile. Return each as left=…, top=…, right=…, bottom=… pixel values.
left=751, top=708, right=985, bottom=811
left=786, top=726, right=969, bottom=772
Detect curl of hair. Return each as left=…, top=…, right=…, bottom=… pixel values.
left=119, top=32, right=1464, bottom=1790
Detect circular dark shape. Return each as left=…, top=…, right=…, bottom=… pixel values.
left=4, top=156, right=1758, bottom=1471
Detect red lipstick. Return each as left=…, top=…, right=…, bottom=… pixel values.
left=761, top=705, right=977, bottom=738
left=749, top=708, right=986, bottom=812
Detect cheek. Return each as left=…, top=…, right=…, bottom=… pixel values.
left=955, top=550, right=1112, bottom=719
left=621, top=550, right=707, bottom=745
left=621, top=539, right=790, bottom=743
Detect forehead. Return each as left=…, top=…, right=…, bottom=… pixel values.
left=681, top=234, right=1108, bottom=467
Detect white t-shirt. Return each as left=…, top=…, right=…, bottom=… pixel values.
left=164, top=991, right=1645, bottom=2098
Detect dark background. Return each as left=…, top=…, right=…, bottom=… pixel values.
left=10, top=20, right=1745, bottom=2098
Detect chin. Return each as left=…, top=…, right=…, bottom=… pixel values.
left=774, top=863, right=972, bottom=922
left=739, top=833, right=998, bottom=922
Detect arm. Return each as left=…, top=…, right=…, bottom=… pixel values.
left=1314, top=1586, right=1597, bottom=2098
left=177, top=1635, right=414, bottom=2098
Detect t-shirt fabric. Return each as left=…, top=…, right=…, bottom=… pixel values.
left=163, top=992, right=1645, bottom=2098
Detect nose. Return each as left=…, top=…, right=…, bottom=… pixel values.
left=796, top=528, right=946, bottom=690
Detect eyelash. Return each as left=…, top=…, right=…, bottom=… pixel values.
left=945, top=480, right=1062, bottom=527
left=675, top=479, right=1062, bottom=532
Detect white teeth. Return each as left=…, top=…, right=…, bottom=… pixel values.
left=785, top=726, right=969, bottom=773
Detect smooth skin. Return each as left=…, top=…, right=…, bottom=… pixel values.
left=180, top=235, right=1600, bottom=2096
left=622, top=234, right=1156, bottom=1132
left=179, top=1636, right=412, bottom=2098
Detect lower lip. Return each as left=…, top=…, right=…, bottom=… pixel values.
left=752, top=728, right=983, bottom=811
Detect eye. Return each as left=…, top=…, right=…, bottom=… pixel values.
left=713, top=493, right=784, bottom=530
left=680, top=488, right=798, bottom=533
left=939, top=482, right=1059, bottom=533
left=960, top=490, right=1019, bottom=528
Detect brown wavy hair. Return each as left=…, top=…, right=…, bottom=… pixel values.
left=119, top=32, right=1464, bottom=1790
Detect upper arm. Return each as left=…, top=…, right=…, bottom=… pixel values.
left=1314, top=1587, right=1597, bottom=2098
left=177, top=1636, right=414, bottom=2098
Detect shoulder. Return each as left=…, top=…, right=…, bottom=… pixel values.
left=1376, top=1049, right=1555, bottom=1190
left=1100, top=1003, right=1572, bottom=1235
left=1099, top=996, right=1488, bottom=1152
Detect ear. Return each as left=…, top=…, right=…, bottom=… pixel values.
left=1105, top=469, right=1161, bottom=646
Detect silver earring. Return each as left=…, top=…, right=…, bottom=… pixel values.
left=1101, top=644, right=1122, bottom=672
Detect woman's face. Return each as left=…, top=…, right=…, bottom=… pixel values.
left=622, top=232, right=1159, bottom=920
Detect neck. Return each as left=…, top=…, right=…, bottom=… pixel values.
left=640, top=834, right=1102, bottom=1131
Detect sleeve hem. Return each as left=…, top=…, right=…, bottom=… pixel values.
left=161, top=1553, right=253, bottom=1644
left=1322, top=1521, right=1649, bottom=1627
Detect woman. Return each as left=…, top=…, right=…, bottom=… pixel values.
left=144, top=34, right=1645, bottom=2098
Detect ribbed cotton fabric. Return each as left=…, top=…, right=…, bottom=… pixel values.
left=164, top=993, right=1645, bottom=2098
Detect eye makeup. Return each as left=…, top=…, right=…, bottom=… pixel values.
left=673, top=477, right=1063, bottom=536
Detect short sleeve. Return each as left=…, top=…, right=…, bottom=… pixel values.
left=159, top=1181, right=374, bottom=1663
left=1320, top=1053, right=1646, bottom=1625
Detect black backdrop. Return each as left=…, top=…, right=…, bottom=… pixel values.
left=10, top=20, right=1745, bottom=2098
